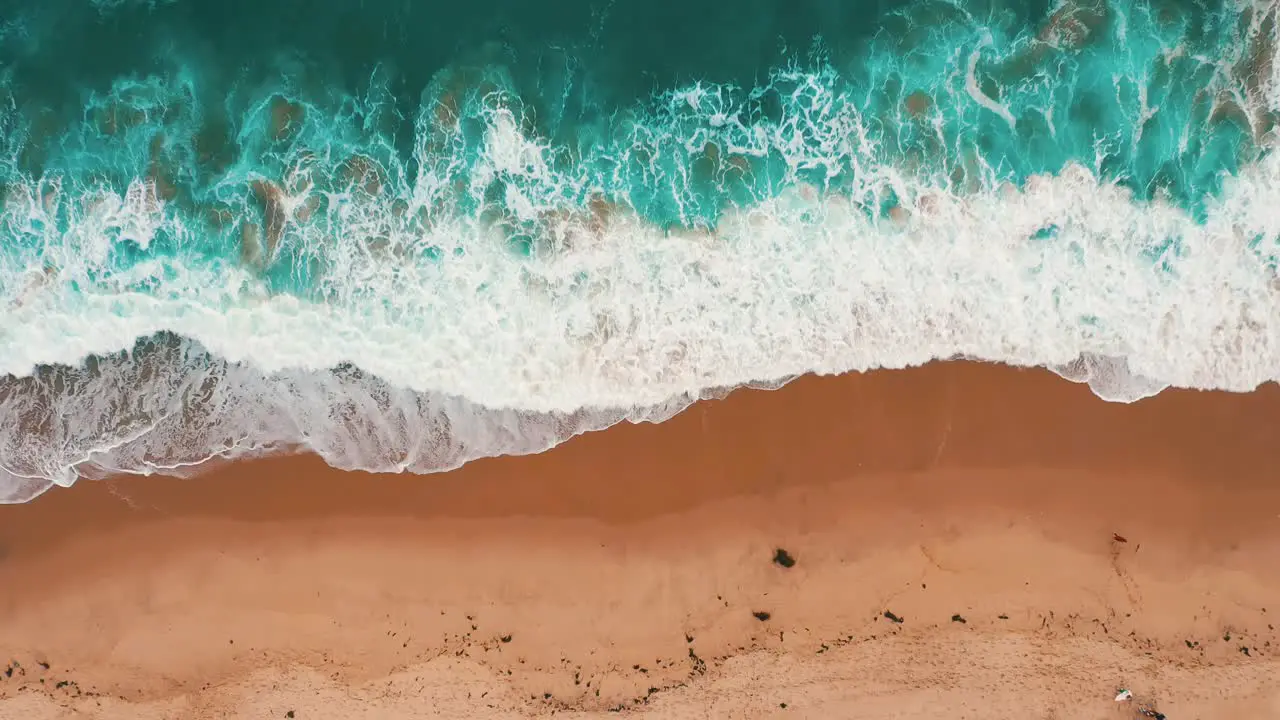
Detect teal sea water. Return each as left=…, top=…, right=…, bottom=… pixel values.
left=1, top=0, right=1278, bottom=502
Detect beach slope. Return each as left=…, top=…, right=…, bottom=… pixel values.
left=1, top=362, right=1278, bottom=718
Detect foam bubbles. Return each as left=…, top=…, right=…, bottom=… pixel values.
left=3, top=147, right=1280, bottom=502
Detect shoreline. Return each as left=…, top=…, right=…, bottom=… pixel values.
left=2, top=361, right=1279, bottom=718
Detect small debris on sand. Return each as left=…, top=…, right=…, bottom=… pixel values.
left=752, top=611, right=771, bottom=621
left=772, top=548, right=796, bottom=568
left=883, top=610, right=904, bottom=624
left=951, top=614, right=967, bottom=624
left=1113, top=533, right=1129, bottom=543
left=1118, top=688, right=1167, bottom=719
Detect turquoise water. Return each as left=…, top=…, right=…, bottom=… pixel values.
left=1, top=0, right=1278, bottom=502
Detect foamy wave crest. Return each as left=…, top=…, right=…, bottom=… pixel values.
left=0, top=332, right=737, bottom=504
left=3, top=146, right=1279, bottom=502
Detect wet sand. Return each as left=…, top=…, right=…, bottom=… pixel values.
left=1, top=361, right=1279, bottom=719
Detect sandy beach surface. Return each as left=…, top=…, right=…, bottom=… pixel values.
left=1, top=361, right=1278, bottom=719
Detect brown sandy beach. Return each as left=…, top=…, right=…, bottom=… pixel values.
left=1, top=361, right=1278, bottom=719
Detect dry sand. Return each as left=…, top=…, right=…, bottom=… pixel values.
left=1, top=361, right=1279, bottom=719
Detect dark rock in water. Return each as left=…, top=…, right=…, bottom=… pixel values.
left=752, top=611, right=771, bottom=621
left=147, top=134, right=177, bottom=201
left=904, top=90, right=932, bottom=118
left=773, top=548, right=796, bottom=568
left=239, top=220, right=264, bottom=268
left=339, top=155, right=386, bottom=196
left=269, top=95, right=305, bottom=142
left=250, top=179, right=288, bottom=263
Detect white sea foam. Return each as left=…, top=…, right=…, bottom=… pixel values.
left=3, top=65, right=1280, bottom=502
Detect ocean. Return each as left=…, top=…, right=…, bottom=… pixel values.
left=0, top=0, right=1276, bottom=502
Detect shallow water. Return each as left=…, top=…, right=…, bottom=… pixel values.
left=1, top=0, right=1278, bottom=502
